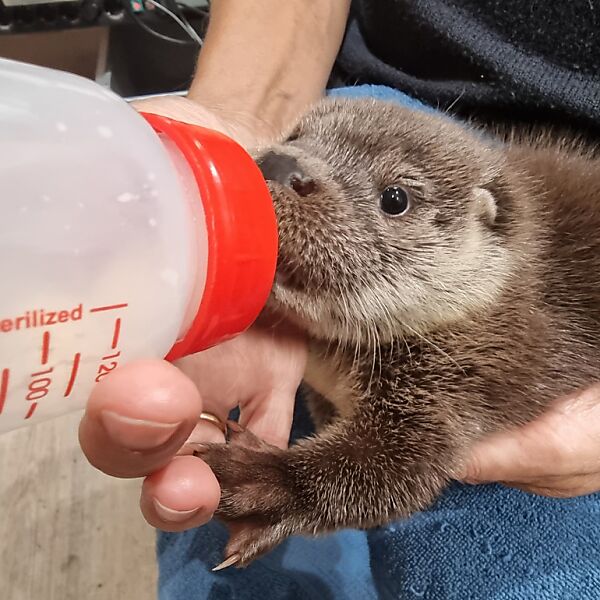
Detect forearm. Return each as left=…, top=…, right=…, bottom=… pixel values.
left=188, top=0, right=350, bottom=137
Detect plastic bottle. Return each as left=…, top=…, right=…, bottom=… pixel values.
left=0, top=58, right=278, bottom=434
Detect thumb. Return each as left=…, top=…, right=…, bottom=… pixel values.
left=458, top=432, right=538, bottom=484
left=239, top=387, right=296, bottom=450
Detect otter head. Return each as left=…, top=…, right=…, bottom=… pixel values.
left=257, top=98, right=515, bottom=345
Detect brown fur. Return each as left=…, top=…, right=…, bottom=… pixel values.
left=196, top=98, right=600, bottom=566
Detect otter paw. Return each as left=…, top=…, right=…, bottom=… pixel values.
left=194, top=423, right=297, bottom=566
left=215, top=520, right=294, bottom=569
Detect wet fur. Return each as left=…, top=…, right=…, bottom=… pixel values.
left=197, top=98, right=600, bottom=566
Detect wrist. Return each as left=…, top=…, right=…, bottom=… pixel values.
left=187, top=76, right=313, bottom=143
left=183, top=0, right=350, bottom=143
left=186, top=89, right=283, bottom=143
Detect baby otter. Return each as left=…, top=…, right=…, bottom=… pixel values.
left=196, top=97, right=600, bottom=568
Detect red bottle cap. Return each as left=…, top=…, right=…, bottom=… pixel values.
left=140, top=112, right=278, bottom=361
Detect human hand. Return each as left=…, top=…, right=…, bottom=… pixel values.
left=79, top=94, right=305, bottom=531
left=459, top=384, right=600, bottom=497
left=79, top=322, right=307, bottom=532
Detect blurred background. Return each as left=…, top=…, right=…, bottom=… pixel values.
left=0, top=0, right=208, bottom=95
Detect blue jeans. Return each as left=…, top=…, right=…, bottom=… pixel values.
left=157, top=86, right=600, bottom=600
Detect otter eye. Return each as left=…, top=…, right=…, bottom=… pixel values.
left=380, top=185, right=411, bottom=216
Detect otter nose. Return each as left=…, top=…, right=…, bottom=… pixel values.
left=257, top=151, right=316, bottom=197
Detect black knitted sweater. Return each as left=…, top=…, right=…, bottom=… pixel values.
left=336, top=0, right=600, bottom=136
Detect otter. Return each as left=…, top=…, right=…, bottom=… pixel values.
left=195, top=97, right=600, bottom=568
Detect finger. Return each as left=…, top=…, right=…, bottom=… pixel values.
left=503, top=472, right=600, bottom=498
left=179, top=419, right=227, bottom=456
left=460, top=402, right=600, bottom=484
left=131, top=97, right=217, bottom=128
left=458, top=431, right=535, bottom=483
left=79, top=360, right=202, bottom=478
left=140, top=455, right=220, bottom=531
left=238, top=387, right=296, bottom=449
left=458, top=414, right=584, bottom=483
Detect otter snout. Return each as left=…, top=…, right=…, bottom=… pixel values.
left=257, top=151, right=316, bottom=197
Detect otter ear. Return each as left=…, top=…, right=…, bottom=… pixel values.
left=472, top=186, right=497, bottom=225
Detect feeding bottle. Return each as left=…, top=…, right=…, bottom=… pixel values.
left=0, top=58, right=278, bottom=434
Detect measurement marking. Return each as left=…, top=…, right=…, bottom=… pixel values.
left=64, top=353, right=81, bottom=398
left=90, top=303, right=128, bottom=313
left=0, top=369, right=9, bottom=415
left=25, top=402, right=38, bottom=419
left=41, top=331, right=50, bottom=365
left=32, top=367, right=53, bottom=378
left=111, top=318, right=122, bottom=349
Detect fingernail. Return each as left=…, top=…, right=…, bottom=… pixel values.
left=100, top=410, right=182, bottom=451
left=212, top=554, right=240, bottom=572
left=153, top=498, right=201, bottom=523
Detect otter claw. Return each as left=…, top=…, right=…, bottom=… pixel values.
left=212, top=553, right=240, bottom=572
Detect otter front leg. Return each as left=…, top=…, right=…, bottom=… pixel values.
left=196, top=406, right=457, bottom=568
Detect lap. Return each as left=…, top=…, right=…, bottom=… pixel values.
left=158, top=391, right=600, bottom=599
